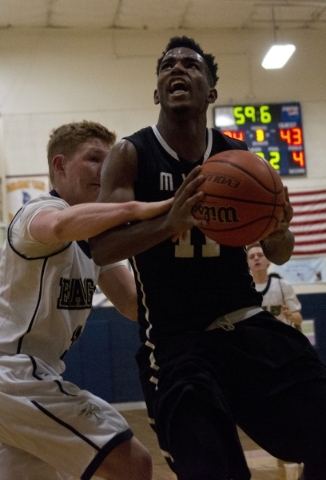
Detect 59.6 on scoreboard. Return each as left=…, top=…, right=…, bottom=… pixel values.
left=213, top=102, right=306, bottom=176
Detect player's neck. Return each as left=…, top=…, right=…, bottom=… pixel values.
left=252, top=270, right=269, bottom=284
left=156, top=115, right=207, bottom=163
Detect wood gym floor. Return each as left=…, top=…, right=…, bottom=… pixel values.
left=117, top=403, right=303, bottom=480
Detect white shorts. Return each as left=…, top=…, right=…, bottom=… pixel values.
left=0, top=354, right=133, bottom=480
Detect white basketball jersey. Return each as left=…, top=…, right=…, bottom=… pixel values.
left=0, top=193, right=107, bottom=373
left=255, top=276, right=301, bottom=325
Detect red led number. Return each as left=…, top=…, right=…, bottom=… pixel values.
left=279, top=128, right=303, bottom=146
left=222, top=130, right=245, bottom=141
left=292, top=151, right=305, bottom=168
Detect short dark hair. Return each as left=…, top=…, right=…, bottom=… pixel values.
left=156, top=36, right=219, bottom=87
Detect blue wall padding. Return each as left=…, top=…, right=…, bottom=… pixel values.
left=63, top=307, right=143, bottom=403
left=63, top=294, right=326, bottom=402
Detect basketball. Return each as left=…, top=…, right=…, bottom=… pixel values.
left=192, top=150, right=286, bottom=246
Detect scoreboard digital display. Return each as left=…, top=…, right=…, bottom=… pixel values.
left=213, top=102, right=306, bottom=176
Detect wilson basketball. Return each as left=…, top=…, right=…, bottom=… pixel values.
left=192, top=150, right=286, bottom=246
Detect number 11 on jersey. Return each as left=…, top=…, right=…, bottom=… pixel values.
left=174, top=230, right=221, bottom=258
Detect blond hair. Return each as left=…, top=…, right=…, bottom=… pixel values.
left=246, top=242, right=262, bottom=255
left=47, top=120, right=116, bottom=183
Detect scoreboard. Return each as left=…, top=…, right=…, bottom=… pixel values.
left=213, top=102, right=306, bottom=176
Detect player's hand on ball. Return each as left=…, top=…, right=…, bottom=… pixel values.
left=264, top=187, right=293, bottom=242
left=168, top=166, right=207, bottom=240
left=260, top=187, right=294, bottom=264
left=282, top=187, right=293, bottom=223
left=191, top=151, right=286, bottom=246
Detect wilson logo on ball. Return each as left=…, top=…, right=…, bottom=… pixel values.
left=193, top=150, right=286, bottom=246
left=192, top=204, right=239, bottom=223
left=204, top=172, right=240, bottom=189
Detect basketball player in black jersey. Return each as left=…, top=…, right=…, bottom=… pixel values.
left=90, top=37, right=326, bottom=480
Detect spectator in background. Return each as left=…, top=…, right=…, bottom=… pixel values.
left=247, top=242, right=303, bottom=328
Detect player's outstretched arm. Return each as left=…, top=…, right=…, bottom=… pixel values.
left=90, top=167, right=206, bottom=266
left=29, top=198, right=173, bottom=245
left=134, top=198, right=174, bottom=220
left=89, top=140, right=206, bottom=266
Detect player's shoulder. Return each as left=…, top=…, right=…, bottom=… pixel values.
left=278, top=277, right=294, bottom=289
left=120, top=126, right=160, bottom=163
left=123, top=126, right=153, bottom=144
left=270, top=275, right=293, bottom=291
left=13, top=193, right=68, bottom=224
left=8, top=193, right=70, bottom=257
left=106, top=137, right=139, bottom=172
left=26, top=192, right=66, bottom=207
left=116, top=126, right=154, bottom=154
left=9, top=193, right=65, bottom=243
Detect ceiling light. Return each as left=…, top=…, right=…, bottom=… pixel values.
left=262, top=44, right=296, bottom=69
left=262, top=7, right=296, bottom=69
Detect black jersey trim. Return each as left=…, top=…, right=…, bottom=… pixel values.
left=30, top=400, right=100, bottom=451
left=49, top=189, right=60, bottom=198
left=28, top=355, right=43, bottom=380
left=49, top=189, right=61, bottom=198
left=28, top=357, right=79, bottom=396
left=54, top=380, right=79, bottom=396
left=260, top=275, right=272, bottom=296
left=76, top=240, right=92, bottom=258
left=81, top=429, right=134, bottom=480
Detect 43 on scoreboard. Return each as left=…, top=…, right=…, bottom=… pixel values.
left=213, top=102, right=306, bottom=176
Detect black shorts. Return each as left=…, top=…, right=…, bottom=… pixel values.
left=136, top=312, right=326, bottom=478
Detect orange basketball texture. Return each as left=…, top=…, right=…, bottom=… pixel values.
left=192, top=150, right=286, bottom=246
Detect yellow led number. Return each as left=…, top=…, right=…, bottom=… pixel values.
left=255, top=151, right=281, bottom=170
left=234, top=105, right=272, bottom=125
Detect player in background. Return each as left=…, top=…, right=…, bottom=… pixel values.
left=0, top=120, right=177, bottom=480
left=247, top=242, right=303, bottom=328
left=89, top=37, right=326, bottom=480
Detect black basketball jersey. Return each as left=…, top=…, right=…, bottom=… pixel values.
left=125, top=126, right=262, bottom=343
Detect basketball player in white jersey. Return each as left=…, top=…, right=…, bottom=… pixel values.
left=0, top=120, right=194, bottom=480
left=247, top=242, right=303, bottom=327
